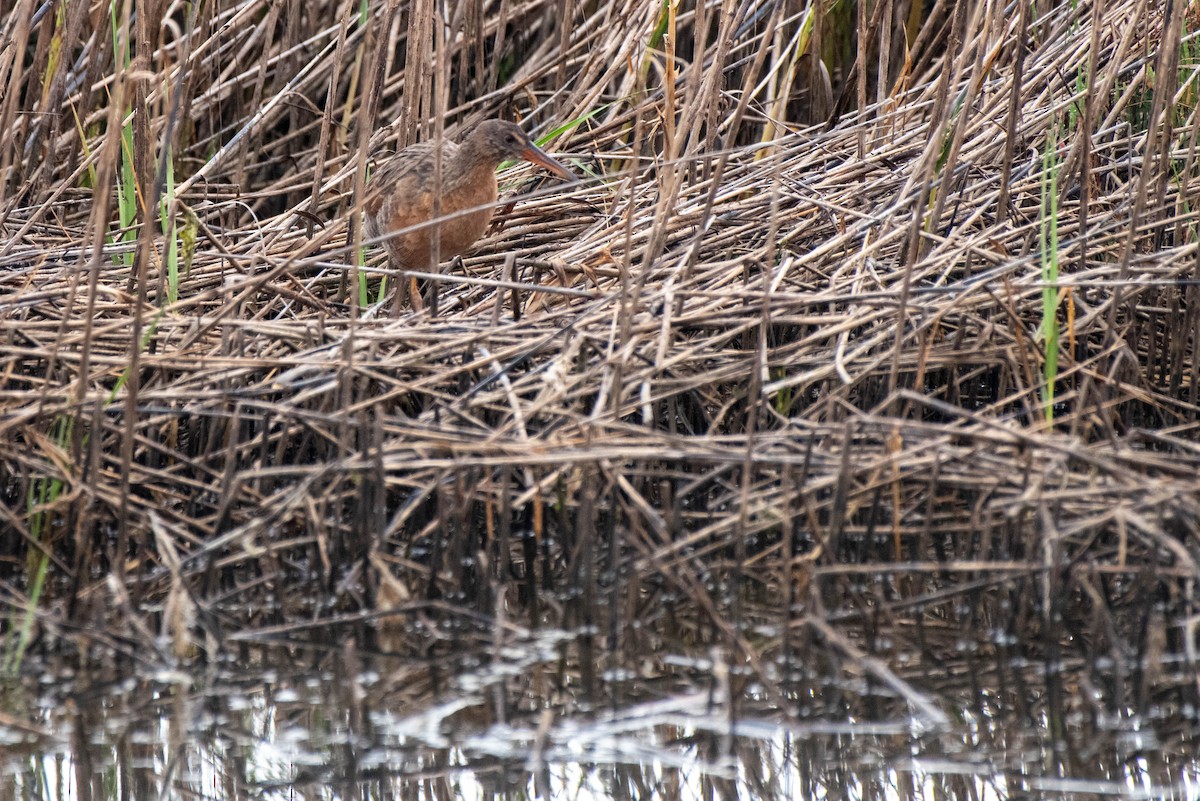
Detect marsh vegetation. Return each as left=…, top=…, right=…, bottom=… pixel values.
left=2, top=0, right=1199, bottom=797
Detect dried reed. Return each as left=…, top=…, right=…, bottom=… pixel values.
left=0, top=0, right=1198, bottom=733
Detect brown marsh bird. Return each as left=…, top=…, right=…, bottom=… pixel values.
left=364, top=119, right=577, bottom=308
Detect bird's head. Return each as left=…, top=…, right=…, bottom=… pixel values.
left=472, top=119, right=577, bottom=181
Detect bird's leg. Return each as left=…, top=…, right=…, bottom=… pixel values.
left=424, top=272, right=439, bottom=316
left=409, top=275, right=424, bottom=312
left=391, top=269, right=424, bottom=314
left=391, top=269, right=406, bottom=316
left=422, top=257, right=460, bottom=315
left=391, top=270, right=407, bottom=315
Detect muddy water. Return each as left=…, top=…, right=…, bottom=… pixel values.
left=2, top=619, right=1197, bottom=800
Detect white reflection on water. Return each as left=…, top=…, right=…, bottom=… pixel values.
left=3, top=625, right=1199, bottom=800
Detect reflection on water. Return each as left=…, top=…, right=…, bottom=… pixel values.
left=2, top=617, right=1197, bottom=801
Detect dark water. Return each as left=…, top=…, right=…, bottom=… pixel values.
left=2, top=616, right=1198, bottom=801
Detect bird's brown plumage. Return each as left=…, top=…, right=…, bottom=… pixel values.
left=364, top=120, right=576, bottom=284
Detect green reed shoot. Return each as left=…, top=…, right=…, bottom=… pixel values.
left=160, top=145, right=179, bottom=304
left=1039, top=119, right=1062, bottom=425
left=110, top=0, right=137, bottom=268
left=4, top=416, right=70, bottom=677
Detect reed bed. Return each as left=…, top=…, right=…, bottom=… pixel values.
left=0, top=0, right=1198, bottom=738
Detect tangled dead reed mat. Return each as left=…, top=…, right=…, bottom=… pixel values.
left=1, top=0, right=1199, bottom=762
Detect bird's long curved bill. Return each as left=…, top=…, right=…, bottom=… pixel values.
left=519, top=144, right=578, bottom=182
